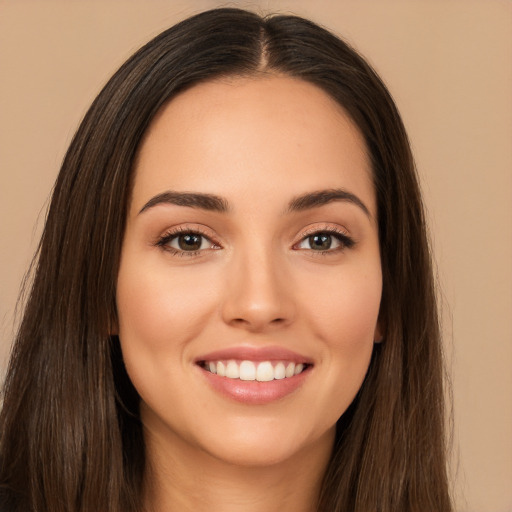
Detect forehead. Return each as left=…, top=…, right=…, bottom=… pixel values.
left=132, top=75, right=375, bottom=215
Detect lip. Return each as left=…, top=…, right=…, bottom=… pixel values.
left=195, top=345, right=314, bottom=405
left=198, top=364, right=312, bottom=405
left=195, top=345, right=313, bottom=364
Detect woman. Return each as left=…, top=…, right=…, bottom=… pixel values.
left=0, top=8, right=452, bottom=512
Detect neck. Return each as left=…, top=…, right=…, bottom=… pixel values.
left=142, top=424, right=334, bottom=512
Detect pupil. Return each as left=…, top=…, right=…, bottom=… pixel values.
left=310, top=234, right=331, bottom=250
left=178, top=234, right=202, bottom=251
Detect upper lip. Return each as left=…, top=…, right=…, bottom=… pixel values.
left=195, top=345, right=313, bottom=364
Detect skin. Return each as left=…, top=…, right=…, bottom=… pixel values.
left=116, top=75, right=382, bottom=512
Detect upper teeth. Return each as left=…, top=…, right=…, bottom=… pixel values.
left=205, top=360, right=305, bottom=381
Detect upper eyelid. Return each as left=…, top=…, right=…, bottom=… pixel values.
left=293, top=224, right=356, bottom=251
left=300, top=226, right=348, bottom=236
left=159, top=224, right=217, bottom=238
left=155, top=222, right=353, bottom=246
left=296, top=223, right=351, bottom=239
left=155, top=224, right=221, bottom=249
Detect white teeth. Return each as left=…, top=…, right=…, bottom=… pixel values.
left=285, top=362, right=295, bottom=378
left=256, top=361, right=274, bottom=382
left=203, top=360, right=308, bottom=381
left=274, top=362, right=286, bottom=380
left=226, top=360, right=239, bottom=379
left=239, top=360, right=256, bottom=380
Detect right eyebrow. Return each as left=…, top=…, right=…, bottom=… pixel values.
left=138, top=191, right=230, bottom=214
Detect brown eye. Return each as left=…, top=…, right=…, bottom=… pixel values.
left=157, top=228, right=221, bottom=256
left=308, top=234, right=332, bottom=250
left=295, top=230, right=354, bottom=252
left=162, top=232, right=214, bottom=253
left=177, top=233, right=203, bottom=251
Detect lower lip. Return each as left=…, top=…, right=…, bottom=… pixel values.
left=199, top=366, right=311, bottom=405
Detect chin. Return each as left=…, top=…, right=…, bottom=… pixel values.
left=192, top=416, right=336, bottom=469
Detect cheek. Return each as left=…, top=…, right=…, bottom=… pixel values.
left=305, top=266, right=382, bottom=347
left=116, top=260, right=220, bottom=355
left=289, top=264, right=382, bottom=436
left=115, top=260, right=224, bottom=416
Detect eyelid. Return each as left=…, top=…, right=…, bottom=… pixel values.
left=295, top=223, right=351, bottom=241
left=153, top=222, right=355, bottom=257
left=155, top=224, right=222, bottom=255
left=293, top=223, right=355, bottom=252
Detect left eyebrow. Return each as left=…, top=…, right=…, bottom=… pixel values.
left=287, top=188, right=371, bottom=218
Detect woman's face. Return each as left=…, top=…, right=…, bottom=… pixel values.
left=116, top=76, right=382, bottom=467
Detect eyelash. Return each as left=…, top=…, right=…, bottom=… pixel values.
left=155, top=226, right=220, bottom=257
left=155, top=225, right=355, bottom=257
left=294, top=226, right=355, bottom=255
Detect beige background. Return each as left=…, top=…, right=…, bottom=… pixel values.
left=1, top=1, right=511, bottom=510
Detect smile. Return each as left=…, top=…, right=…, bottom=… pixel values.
left=195, top=346, right=314, bottom=404
left=199, top=360, right=309, bottom=381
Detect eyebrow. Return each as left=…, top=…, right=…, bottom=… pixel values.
left=139, top=191, right=229, bottom=214
left=287, top=188, right=371, bottom=218
left=138, top=187, right=370, bottom=218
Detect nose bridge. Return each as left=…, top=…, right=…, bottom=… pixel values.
left=222, top=240, right=293, bottom=331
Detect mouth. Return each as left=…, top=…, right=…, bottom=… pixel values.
left=195, top=347, right=314, bottom=404
left=197, top=359, right=311, bottom=382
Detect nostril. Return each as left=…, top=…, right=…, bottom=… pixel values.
left=228, top=316, right=289, bottom=332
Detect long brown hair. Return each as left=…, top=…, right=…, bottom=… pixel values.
left=0, top=8, right=452, bottom=511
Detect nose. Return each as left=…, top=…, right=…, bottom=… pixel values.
left=221, top=247, right=295, bottom=333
